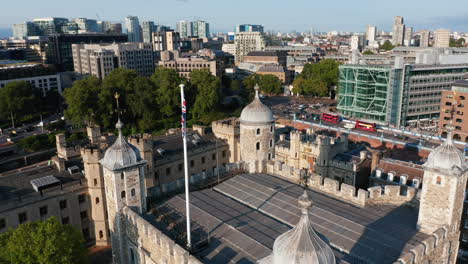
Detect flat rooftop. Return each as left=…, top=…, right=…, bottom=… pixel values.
left=149, top=173, right=428, bottom=264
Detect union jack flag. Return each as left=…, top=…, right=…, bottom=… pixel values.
left=180, top=85, right=187, bottom=137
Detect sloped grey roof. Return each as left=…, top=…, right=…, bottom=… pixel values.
left=100, top=120, right=145, bottom=171
left=240, top=84, right=274, bottom=124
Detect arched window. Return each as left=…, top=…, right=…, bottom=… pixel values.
left=268, top=153, right=272, bottom=160
left=256, top=128, right=261, bottom=135
left=130, top=249, right=135, bottom=264
left=270, top=125, right=273, bottom=133
left=121, top=191, right=126, bottom=198
left=94, top=179, right=98, bottom=186
left=441, top=132, right=447, bottom=138
left=269, top=139, right=273, bottom=148
left=95, top=197, right=100, bottom=204
left=454, top=134, right=461, bottom=141
left=436, top=176, right=442, bottom=185
left=131, top=189, right=136, bottom=197
left=256, top=142, right=260, bottom=150
left=120, top=172, right=124, bottom=180
left=99, top=230, right=104, bottom=239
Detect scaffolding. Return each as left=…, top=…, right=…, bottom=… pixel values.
left=337, top=65, right=392, bottom=124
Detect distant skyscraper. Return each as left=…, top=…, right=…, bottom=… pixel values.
left=73, top=18, right=98, bottom=33
left=102, top=22, right=122, bottom=34
left=142, top=21, right=157, bottom=43
left=404, top=27, right=413, bottom=47
left=12, top=22, right=36, bottom=39
left=234, top=31, right=266, bottom=63
left=392, top=16, right=405, bottom=46
left=125, top=16, right=142, bottom=42
left=236, top=24, right=264, bottom=33
left=176, top=21, right=193, bottom=38
left=434, top=29, right=451, bottom=48
left=420, top=30, right=430, bottom=48
left=33, top=17, right=69, bottom=35
left=366, top=25, right=376, bottom=43
left=192, top=20, right=210, bottom=38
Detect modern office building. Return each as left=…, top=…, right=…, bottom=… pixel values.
left=392, top=16, right=405, bottom=46
left=73, top=18, right=98, bottom=33
left=0, top=37, right=49, bottom=62
left=434, top=29, right=451, bottom=48
left=176, top=21, right=193, bottom=38
left=192, top=20, right=210, bottom=38
left=420, top=30, right=430, bottom=47
left=0, top=64, right=64, bottom=95
left=234, top=31, right=266, bottom=64
left=102, top=22, right=122, bottom=34
left=32, top=17, right=69, bottom=36
left=366, top=25, right=376, bottom=43
left=72, top=43, right=154, bottom=79
left=404, top=27, right=413, bottom=47
left=439, top=79, right=468, bottom=141
left=337, top=59, right=468, bottom=127
left=235, top=24, right=264, bottom=33
left=125, top=16, right=142, bottom=42
left=12, top=22, right=37, bottom=39
left=47, top=33, right=128, bottom=71
left=152, top=31, right=180, bottom=51
left=158, top=50, right=220, bottom=78
left=141, top=21, right=157, bottom=43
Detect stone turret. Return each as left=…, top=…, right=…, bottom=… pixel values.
left=240, top=84, right=275, bottom=173
left=99, top=120, right=147, bottom=264
left=417, top=125, right=467, bottom=263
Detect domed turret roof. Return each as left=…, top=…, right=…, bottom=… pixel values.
left=240, top=84, right=274, bottom=124
left=258, top=191, right=336, bottom=264
left=424, top=126, right=467, bottom=174
left=100, top=119, right=144, bottom=171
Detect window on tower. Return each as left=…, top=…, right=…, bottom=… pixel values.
left=121, top=191, right=126, bottom=198
left=436, top=176, right=442, bottom=185
left=131, top=189, right=136, bottom=197
left=256, top=128, right=260, bottom=135
left=256, top=142, right=260, bottom=150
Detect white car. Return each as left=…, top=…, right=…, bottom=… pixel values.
left=344, top=123, right=354, bottom=129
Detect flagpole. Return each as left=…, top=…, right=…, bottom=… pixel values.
left=180, top=84, right=192, bottom=250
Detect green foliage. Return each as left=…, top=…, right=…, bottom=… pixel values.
left=380, top=40, right=395, bottom=51
left=258, top=74, right=282, bottom=94
left=293, top=59, right=340, bottom=97
left=292, top=78, right=328, bottom=97
left=0, top=81, right=41, bottom=128
left=363, top=50, right=375, bottom=55
left=0, top=217, right=88, bottom=264
left=190, top=69, right=221, bottom=120
left=17, top=134, right=56, bottom=152
left=63, top=76, right=102, bottom=126
left=450, top=38, right=466, bottom=47
left=46, top=120, right=66, bottom=132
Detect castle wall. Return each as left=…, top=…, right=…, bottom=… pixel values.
left=121, top=206, right=202, bottom=264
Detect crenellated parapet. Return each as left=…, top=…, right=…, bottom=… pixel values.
left=81, top=146, right=103, bottom=163
left=121, top=206, right=202, bottom=264
left=306, top=175, right=368, bottom=207
left=394, top=226, right=449, bottom=264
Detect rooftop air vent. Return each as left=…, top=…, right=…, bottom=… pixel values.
left=31, top=175, right=61, bottom=193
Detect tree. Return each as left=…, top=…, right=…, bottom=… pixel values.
left=99, top=69, right=139, bottom=129
left=293, top=78, right=328, bottom=97
left=127, top=76, right=158, bottom=132
left=63, top=76, right=102, bottom=127
left=450, top=38, right=466, bottom=47
left=363, top=50, right=375, bottom=55
left=242, top=74, right=260, bottom=101
left=151, top=67, right=186, bottom=129
left=292, top=77, right=307, bottom=95
left=190, top=69, right=221, bottom=121
left=299, top=59, right=340, bottom=87
left=0, top=217, right=88, bottom=264
left=258, top=74, right=282, bottom=95
left=0, top=81, right=41, bottom=128
left=17, top=134, right=56, bottom=152
left=380, top=40, right=395, bottom=51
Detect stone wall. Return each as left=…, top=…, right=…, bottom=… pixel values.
left=266, top=160, right=419, bottom=208
left=121, top=206, right=202, bottom=264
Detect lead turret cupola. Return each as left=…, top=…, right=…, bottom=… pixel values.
left=240, top=84, right=274, bottom=124
left=258, top=191, right=336, bottom=264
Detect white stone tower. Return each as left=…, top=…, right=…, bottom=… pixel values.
left=417, top=125, right=467, bottom=263
left=100, top=120, right=147, bottom=264
left=240, top=84, right=275, bottom=173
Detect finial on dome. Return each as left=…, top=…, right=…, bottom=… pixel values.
left=116, top=118, right=124, bottom=130
left=298, top=190, right=313, bottom=214
left=254, top=83, right=260, bottom=99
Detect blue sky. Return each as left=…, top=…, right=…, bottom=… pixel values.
left=2, top=0, right=468, bottom=33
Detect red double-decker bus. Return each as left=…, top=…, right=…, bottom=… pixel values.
left=355, top=121, right=377, bottom=132
left=321, top=113, right=341, bottom=123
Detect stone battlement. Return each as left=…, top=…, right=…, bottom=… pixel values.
left=212, top=118, right=240, bottom=135
left=328, top=159, right=355, bottom=171
left=81, top=146, right=103, bottom=163
left=394, top=226, right=449, bottom=264
left=122, top=206, right=202, bottom=264
left=265, top=160, right=419, bottom=208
